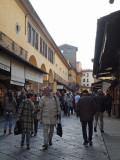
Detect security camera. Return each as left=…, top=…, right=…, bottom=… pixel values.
left=109, top=0, right=114, bottom=4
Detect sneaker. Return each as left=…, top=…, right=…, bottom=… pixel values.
left=49, top=141, right=52, bottom=146
left=101, top=129, right=104, bottom=133
left=83, top=142, right=88, bottom=147
left=89, top=141, right=93, bottom=146
left=94, top=127, right=97, bottom=132
left=27, top=144, right=30, bottom=150
left=42, top=144, right=48, bottom=149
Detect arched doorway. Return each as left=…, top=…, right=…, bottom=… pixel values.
left=29, top=55, right=37, bottom=66
left=26, top=55, right=38, bottom=92
left=49, top=69, right=54, bottom=91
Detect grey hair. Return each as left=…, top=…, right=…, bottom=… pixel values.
left=43, top=86, right=51, bottom=90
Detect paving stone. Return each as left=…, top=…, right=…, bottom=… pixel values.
left=0, top=113, right=111, bottom=160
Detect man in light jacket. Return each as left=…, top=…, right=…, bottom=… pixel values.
left=38, top=86, right=61, bottom=149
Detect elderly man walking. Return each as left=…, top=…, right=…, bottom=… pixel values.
left=76, top=90, right=96, bottom=147
left=39, top=86, right=61, bottom=149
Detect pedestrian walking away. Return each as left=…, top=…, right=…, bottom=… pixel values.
left=17, top=92, right=35, bottom=149
left=75, top=92, right=80, bottom=113
left=94, top=89, right=106, bottom=133
left=76, top=90, right=96, bottom=147
left=105, top=91, right=112, bottom=117
left=38, top=86, right=61, bottom=149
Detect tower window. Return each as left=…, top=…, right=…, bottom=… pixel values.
left=67, top=50, right=71, bottom=54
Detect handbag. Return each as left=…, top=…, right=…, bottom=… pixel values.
left=56, top=119, right=63, bottom=137
left=33, top=110, right=41, bottom=120
left=36, top=111, right=41, bottom=120
left=14, top=120, right=22, bottom=135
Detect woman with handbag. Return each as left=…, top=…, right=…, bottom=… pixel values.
left=17, top=92, right=35, bottom=149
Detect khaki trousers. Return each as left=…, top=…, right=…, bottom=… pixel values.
left=94, top=112, right=104, bottom=130
left=43, top=124, right=54, bottom=145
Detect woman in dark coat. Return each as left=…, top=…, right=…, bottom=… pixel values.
left=17, top=92, right=35, bottom=149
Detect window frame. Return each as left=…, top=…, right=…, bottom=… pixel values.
left=40, top=36, right=47, bottom=58
left=27, top=21, right=38, bottom=50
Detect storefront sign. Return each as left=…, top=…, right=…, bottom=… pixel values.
left=0, top=52, right=10, bottom=71
left=0, top=63, right=10, bottom=71
left=57, top=85, right=64, bottom=89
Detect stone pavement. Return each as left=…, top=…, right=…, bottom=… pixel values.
left=0, top=112, right=119, bottom=160
left=102, top=114, right=120, bottom=160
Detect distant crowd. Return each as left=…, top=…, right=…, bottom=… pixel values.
left=1, top=87, right=112, bottom=149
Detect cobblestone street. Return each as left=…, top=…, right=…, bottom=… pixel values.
left=0, top=112, right=108, bottom=160
left=0, top=113, right=109, bottom=160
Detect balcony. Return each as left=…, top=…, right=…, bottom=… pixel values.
left=0, top=32, right=28, bottom=60
left=54, top=72, right=68, bottom=87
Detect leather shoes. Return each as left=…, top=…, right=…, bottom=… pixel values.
left=89, top=141, right=93, bottom=146
left=42, top=144, right=48, bottom=149
left=27, top=144, right=30, bottom=150
left=94, top=127, right=97, bottom=132
left=34, top=133, right=37, bottom=136
left=101, top=129, right=104, bottom=133
left=21, top=141, right=24, bottom=146
left=49, top=142, right=52, bottom=146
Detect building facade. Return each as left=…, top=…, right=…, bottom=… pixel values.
left=0, top=0, right=81, bottom=96
left=76, top=61, right=82, bottom=72
left=59, top=44, right=78, bottom=69
left=80, top=70, right=94, bottom=92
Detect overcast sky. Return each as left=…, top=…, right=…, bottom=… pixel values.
left=29, top=0, right=120, bottom=69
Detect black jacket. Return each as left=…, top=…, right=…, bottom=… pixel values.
left=76, top=95, right=96, bottom=122
left=94, top=94, right=105, bottom=112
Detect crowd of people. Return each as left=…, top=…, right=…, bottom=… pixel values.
left=1, top=87, right=112, bottom=149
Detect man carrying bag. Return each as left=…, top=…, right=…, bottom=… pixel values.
left=38, top=86, right=61, bottom=149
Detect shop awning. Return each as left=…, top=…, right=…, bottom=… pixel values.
left=10, top=59, right=25, bottom=86
left=0, top=45, right=47, bottom=86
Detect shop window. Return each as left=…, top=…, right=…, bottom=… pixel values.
left=67, top=49, right=71, bottom=54
left=83, top=79, right=85, bottom=82
left=61, top=50, right=64, bottom=54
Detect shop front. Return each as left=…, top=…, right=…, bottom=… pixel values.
left=0, top=45, right=47, bottom=114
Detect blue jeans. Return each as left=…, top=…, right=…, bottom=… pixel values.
left=4, top=111, right=14, bottom=130
left=22, top=133, right=30, bottom=145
